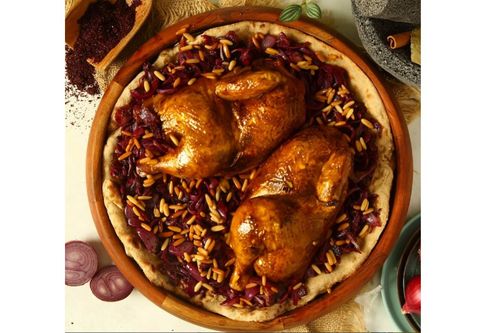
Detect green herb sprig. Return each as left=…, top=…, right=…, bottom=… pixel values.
left=279, top=1, right=322, bottom=22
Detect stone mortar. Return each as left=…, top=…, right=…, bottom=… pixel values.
left=353, top=0, right=420, bottom=24
left=352, top=0, right=421, bottom=87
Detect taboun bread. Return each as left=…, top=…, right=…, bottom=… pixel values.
left=102, top=21, right=394, bottom=322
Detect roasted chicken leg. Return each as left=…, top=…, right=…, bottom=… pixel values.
left=228, top=126, right=353, bottom=290
left=138, top=62, right=305, bottom=178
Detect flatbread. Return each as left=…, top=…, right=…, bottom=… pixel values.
left=102, top=21, right=394, bottom=322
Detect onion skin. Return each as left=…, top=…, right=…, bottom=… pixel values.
left=402, top=275, right=421, bottom=315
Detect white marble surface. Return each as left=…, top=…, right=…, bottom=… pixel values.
left=65, top=1, right=420, bottom=331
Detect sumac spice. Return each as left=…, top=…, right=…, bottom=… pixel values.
left=65, top=0, right=141, bottom=95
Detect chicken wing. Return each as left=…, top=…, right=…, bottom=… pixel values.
left=214, top=69, right=284, bottom=101
left=228, top=126, right=353, bottom=290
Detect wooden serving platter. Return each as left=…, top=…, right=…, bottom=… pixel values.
left=86, top=7, right=412, bottom=331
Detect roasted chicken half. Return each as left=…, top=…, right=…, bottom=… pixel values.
left=228, top=126, right=354, bottom=290
left=138, top=62, right=305, bottom=178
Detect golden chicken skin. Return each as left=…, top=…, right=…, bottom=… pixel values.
left=138, top=61, right=305, bottom=178
left=228, top=126, right=353, bottom=290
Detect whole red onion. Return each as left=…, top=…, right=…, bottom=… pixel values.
left=402, top=275, right=421, bottom=315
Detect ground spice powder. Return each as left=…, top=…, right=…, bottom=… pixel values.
left=65, top=0, right=140, bottom=95
left=66, top=45, right=100, bottom=95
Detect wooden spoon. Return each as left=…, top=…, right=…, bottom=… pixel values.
left=65, top=0, right=152, bottom=71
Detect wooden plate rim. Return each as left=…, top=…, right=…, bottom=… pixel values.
left=86, top=6, right=412, bottom=331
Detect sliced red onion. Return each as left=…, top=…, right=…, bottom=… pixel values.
left=365, top=212, right=381, bottom=227
left=136, top=227, right=159, bottom=253
left=185, top=262, right=204, bottom=282
left=90, top=265, right=134, bottom=302
left=261, top=34, right=277, bottom=49
left=65, top=241, right=98, bottom=286
left=224, top=31, right=239, bottom=44
left=244, top=285, right=259, bottom=300
left=221, top=296, right=240, bottom=306
left=276, top=32, right=291, bottom=48
left=168, top=240, right=194, bottom=257
left=114, top=105, right=133, bottom=126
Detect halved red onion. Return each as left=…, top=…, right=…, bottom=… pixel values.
left=90, top=265, right=133, bottom=301
left=65, top=240, right=99, bottom=286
